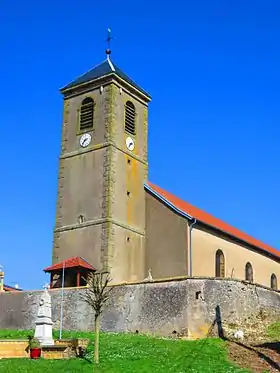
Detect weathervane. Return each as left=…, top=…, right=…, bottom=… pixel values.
left=106, top=28, right=113, bottom=58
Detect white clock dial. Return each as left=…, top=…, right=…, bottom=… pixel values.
left=80, top=133, right=92, bottom=148
left=126, top=136, right=135, bottom=151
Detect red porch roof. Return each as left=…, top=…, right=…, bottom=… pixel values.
left=147, top=181, right=280, bottom=259
left=44, top=256, right=96, bottom=272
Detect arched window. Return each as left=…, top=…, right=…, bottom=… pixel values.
left=125, top=101, right=136, bottom=135
left=271, top=273, right=277, bottom=290
left=215, top=250, right=225, bottom=277
left=80, top=97, right=94, bottom=131
left=245, top=262, right=253, bottom=282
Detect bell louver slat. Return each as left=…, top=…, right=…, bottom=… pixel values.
left=125, top=101, right=136, bottom=135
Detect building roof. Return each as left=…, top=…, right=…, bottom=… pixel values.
left=3, top=284, right=22, bottom=292
left=44, top=256, right=96, bottom=272
left=61, top=58, right=151, bottom=99
left=146, top=181, right=280, bottom=260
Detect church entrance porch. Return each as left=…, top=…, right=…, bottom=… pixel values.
left=44, top=256, right=96, bottom=289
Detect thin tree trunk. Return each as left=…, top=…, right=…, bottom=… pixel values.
left=94, top=313, right=100, bottom=364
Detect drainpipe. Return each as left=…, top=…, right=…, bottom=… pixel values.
left=189, top=218, right=197, bottom=277
left=59, top=260, right=65, bottom=340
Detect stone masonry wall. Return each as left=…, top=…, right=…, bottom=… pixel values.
left=0, top=278, right=279, bottom=339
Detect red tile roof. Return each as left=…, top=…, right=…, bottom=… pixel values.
left=44, top=256, right=96, bottom=272
left=147, top=181, right=280, bottom=259
left=3, top=285, right=22, bottom=292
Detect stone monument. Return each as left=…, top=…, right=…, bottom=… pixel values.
left=34, top=284, right=54, bottom=346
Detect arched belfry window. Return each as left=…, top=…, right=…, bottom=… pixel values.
left=245, top=262, right=253, bottom=282
left=271, top=273, right=277, bottom=290
left=80, top=97, right=94, bottom=131
left=215, top=250, right=225, bottom=277
left=125, top=101, right=136, bottom=135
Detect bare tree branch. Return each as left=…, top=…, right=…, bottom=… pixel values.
left=80, top=271, right=113, bottom=364
left=80, top=271, right=113, bottom=315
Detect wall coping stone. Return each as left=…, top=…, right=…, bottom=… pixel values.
left=1, top=276, right=279, bottom=294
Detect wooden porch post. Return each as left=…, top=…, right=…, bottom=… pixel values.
left=50, top=273, right=53, bottom=289
left=77, top=271, right=80, bottom=287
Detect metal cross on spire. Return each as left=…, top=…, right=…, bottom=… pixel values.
left=106, top=28, right=113, bottom=59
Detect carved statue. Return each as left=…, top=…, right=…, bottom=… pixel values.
left=144, top=268, right=153, bottom=282
left=34, top=286, right=54, bottom=346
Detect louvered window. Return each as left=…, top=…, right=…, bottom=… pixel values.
left=80, top=97, right=94, bottom=131
left=125, top=101, right=136, bottom=135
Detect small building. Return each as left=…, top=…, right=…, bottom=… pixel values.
left=44, top=256, right=96, bottom=289
left=0, top=266, right=21, bottom=292
left=0, top=270, right=22, bottom=292
left=3, top=284, right=22, bottom=292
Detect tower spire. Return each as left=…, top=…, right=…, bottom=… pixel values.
left=106, top=28, right=113, bottom=59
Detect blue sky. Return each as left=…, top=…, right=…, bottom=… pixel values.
left=1, top=1, right=279, bottom=290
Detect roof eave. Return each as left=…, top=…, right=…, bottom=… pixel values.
left=43, top=267, right=54, bottom=273
left=44, top=262, right=96, bottom=273
left=113, top=73, right=152, bottom=101
left=205, top=218, right=277, bottom=260
left=3, top=285, right=22, bottom=291
left=197, top=221, right=280, bottom=262
left=59, top=72, right=112, bottom=94
left=60, top=73, right=152, bottom=102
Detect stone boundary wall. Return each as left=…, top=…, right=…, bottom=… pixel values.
left=0, top=278, right=279, bottom=338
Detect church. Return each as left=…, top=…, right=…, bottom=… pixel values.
left=48, top=46, right=280, bottom=291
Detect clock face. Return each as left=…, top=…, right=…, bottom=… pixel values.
left=80, top=133, right=92, bottom=148
left=126, top=136, right=135, bottom=151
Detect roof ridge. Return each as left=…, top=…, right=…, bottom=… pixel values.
left=79, top=256, right=94, bottom=266
left=107, top=56, right=115, bottom=72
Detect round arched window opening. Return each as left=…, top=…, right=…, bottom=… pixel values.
left=245, top=262, right=253, bottom=282
left=215, top=249, right=225, bottom=278
left=271, top=273, right=277, bottom=290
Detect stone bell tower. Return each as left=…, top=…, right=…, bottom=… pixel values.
left=52, top=46, right=151, bottom=283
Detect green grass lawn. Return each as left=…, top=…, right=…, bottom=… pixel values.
left=0, top=329, right=85, bottom=340
left=0, top=330, right=250, bottom=373
left=267, top=322, right=280, bottom=340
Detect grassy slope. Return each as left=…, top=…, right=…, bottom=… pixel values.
left=266, top=322, right=280, bottom=340
left=0, top=330, right=250, bottom=373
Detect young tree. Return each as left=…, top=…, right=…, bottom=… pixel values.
left=81, top=271, right=113, bottom=364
